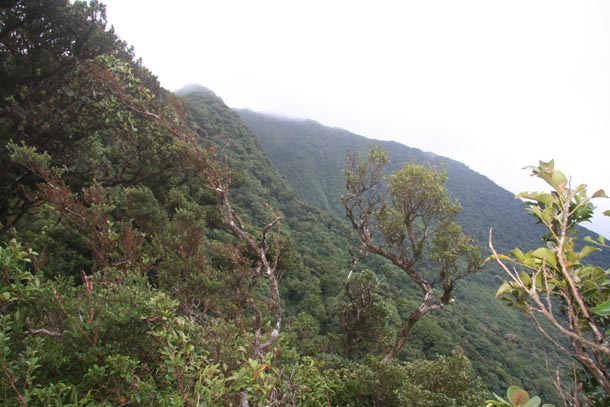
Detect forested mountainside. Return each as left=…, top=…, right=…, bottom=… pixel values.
left=1, top=2, right=607, bottom=406
left=183, top=92, right=574, bottom=400
left=233, top=108, right=610, bottom=398
left=236, top=109, right=610, bottom=265
left=235, top=110, right=536, bottom=252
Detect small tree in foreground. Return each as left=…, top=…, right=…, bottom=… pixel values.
left=341, top=147, right=482, bottom=363
left=490, top=160, right=610, bottom=405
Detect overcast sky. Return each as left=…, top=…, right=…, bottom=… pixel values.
left=102, top=0, right=610, bottom=235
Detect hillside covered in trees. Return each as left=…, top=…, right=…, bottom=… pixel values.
left=234, top=109, right=546, bottom=253
left=1, top=1, right=608, bottom=406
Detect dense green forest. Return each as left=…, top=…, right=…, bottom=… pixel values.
left=1, top=1, right=608, bottom=406
left=235, top=109, right=553, bottom=252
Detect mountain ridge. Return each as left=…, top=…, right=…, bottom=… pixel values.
left=233, top=107, right=610, bottom=268
left=234, top=107, right=544, bottom=255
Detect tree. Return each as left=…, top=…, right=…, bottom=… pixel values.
left=2, top=2, right=286, bottom=403
left=0, top=0, right=139, bottom=236
left=7, top=56, right=285, bottom=407
left=341, top=146, right=482, bottom=363
left=490, top=160, right=610, bottom=405
left=340, top=269, right=396, bottom=358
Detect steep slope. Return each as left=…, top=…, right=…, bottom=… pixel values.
left=179, top=91, right=354, bottom=324
left=237, top=109, right=609, bottom=259
left=234, top=108, right=598, bottom=399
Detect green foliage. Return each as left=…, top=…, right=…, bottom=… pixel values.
left=326, top=354, right=488, bottom=407
left=342, top=146, right=483, bottom=362
left=486, top=385, right=555, bottom=407
left=0, top=239, right=40, bottom=306
left=1, top=0, right=136, bottom=234
left=236, top=109, right=549, bottom=253
left=491, top=160, right=610, bottom=402
left=238, top=109, right=600, bottom=400
left=283, top=312, right=327, bottom=356
left=339, top=270, right=397, bottom=358
left=0, top=238, right=292, bottom=406
left=182, top=91, right=350, bottom=330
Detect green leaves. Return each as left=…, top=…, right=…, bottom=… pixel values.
left=518, top=161, right=603, bottom=235
left=507, top=385, right=531, bottom=406
left=487, top=386, right=555, bottom=407
left=493, top=160, right=610, bottom=399
left=591, top=300, right=610, bottom=317
left=495, top=281, right=515, bottom=298
left=584, top=234, right=607, bottom=246
left=530, top=248, right=557, bottom=269
left=516, top=191, right=554, bottom=207
left=495, top=247, right=558, bottom=276
left=388, top=161, right=456, bottom=226
left=526, top=160, right=567, bottom=190
left=343, top=146, right=483, bottom=362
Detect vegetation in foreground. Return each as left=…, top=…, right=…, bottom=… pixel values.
left=1, top=1, right=608, bottom=406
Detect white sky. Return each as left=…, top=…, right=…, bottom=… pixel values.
left=102, top=0, right=610, bottom=235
